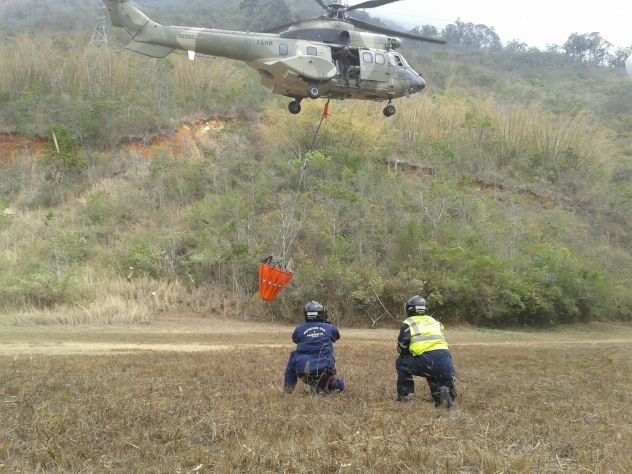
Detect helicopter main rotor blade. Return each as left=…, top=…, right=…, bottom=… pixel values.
left=346, top=0, right=402, bottom=12
left=263, top=16, right=323, bottom=33
left=346, top=17, right=447, bottom=44
left=313, top=0, right=329, bottom=10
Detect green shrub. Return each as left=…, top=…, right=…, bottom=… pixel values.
left=44, top=126, right=87, bottom=177
left=0, top=272, right=95, bottom=310
left=84, top=192, right=114, bottom=225
left=0, top=197, right=8, bottom=230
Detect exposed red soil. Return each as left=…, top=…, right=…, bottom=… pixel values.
left=118, top=118, right=230, bottom=159
left=0, top=134, right=45, bottom=166
left=0, top=118, right=232, bottom=164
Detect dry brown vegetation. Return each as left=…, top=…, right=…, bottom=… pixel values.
left=1, top=319, right=631, bottom=472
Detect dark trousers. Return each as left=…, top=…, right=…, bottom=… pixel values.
left=284, top=352, right=299, bottom=389
left=302, top=373, right=334, bottom=394
left=284, top=351, right=344, bottom=394
left=396, top=349, right=456, bottom=404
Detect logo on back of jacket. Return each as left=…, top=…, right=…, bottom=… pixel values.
left=304, top=327, right=327, bottom=337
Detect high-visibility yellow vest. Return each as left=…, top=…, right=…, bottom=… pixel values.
left=404, top=315, right=448, bottom=356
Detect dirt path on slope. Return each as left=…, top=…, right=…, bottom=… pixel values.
left=1, top=315, right=631, bottom=355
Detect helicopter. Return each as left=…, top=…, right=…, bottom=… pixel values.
left=103, top=0, right=445, bottom=117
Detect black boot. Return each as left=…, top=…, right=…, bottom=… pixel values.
left=438, top=386, right=453, bottom=409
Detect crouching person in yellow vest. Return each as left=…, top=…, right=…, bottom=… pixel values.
left=396, top=295, right=457, bottom=407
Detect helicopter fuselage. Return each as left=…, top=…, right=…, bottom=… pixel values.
left=103, top=1, right=426, bottom=114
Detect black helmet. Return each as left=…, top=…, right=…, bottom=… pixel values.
left=303, top=301, right=327, bottom=322
left=405, top=295, right=427, bottom=317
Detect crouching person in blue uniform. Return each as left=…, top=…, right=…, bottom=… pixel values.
left=284, top=301, right=345, bottom=394
left=396, top=295, right=457, bottom=407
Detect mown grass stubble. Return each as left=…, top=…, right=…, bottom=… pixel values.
left=1, top=338, right=631, bottom=472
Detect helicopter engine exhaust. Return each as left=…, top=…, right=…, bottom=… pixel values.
left=338, top=31, right=351, bottom=44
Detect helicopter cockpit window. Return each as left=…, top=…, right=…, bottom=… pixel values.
left=362, top=51, right=374, bottom=63
left=279, top=44, right=288, bottom=56
left=306, top=46, right=317, bottom=56
left=394, top=55, right=404, bottom=67
left=388, top=53, right=397, bottom=66
left=375, top=53, right=385, bottom=65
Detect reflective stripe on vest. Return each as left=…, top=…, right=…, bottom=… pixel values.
left=404, top=316, right=448, bottom=356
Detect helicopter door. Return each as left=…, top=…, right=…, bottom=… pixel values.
left=359, top=50, right=389, bottom=84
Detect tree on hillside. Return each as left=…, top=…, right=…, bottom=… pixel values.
left=239, top=0, right=291, bottom=32
left=410, top=25, right=440, bottom=41
left=563, top=32, right=610, bottom=65
left=442, top=20, right=502, bottom=49
left=505, top=40, right=529, bottom=53
left=610, top=46, right=632, bottom=68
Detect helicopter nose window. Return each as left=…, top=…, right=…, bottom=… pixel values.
left=375, top=53, right=385, bottom=65
left=279, top=44, right=288, bottom=56
left=306, top=46, right=317, bottom=56
left=362, top=51, right=374, bottom=63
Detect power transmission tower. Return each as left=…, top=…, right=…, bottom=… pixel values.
left=88, top=0, right=108, bottom=48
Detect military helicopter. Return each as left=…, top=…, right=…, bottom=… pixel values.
left=103, top=0, right=445, bottom=117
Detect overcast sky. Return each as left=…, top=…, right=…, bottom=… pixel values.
left=353, top=0, right=632, bottom=49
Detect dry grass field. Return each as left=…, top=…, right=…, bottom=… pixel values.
left=1, top=317, right=631, bottom=473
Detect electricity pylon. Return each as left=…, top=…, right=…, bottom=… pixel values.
left=88, top=0, right=108, bottom=48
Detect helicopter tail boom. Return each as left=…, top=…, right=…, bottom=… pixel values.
left=102, top=0, right=160, bottom=36
left=124, top=40, right=174, bottom=59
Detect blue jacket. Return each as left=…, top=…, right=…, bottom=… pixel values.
left=291, top=321, right=340, bottom=375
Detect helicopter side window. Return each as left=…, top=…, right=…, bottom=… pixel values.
left=362, top=51, right=374, bottom=63
left=306, top=46, right=317, bottom=56
left=375, top=53, right=385, bottom=65
left=279, top=44, right=288, bottom=56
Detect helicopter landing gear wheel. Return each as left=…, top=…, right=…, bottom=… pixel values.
left=307, top=84, right=321, bottom=99
left=288, top=99, right=302, bottom=115
left=383, top=104, right=396, bottom=117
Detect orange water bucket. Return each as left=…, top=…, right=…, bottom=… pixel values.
left=259, top=263, right=293, bottom=302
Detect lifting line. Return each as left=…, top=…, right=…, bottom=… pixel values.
left=259, top=98, right=332, bottom=302
left=270, top=97, right=332, bottom=268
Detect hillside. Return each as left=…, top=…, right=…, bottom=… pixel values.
left=0, top=1, right=631, bottom=326
left=0, top=0, right=322, bottom=34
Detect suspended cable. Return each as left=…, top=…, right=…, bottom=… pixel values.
left=259, top=98, right=332, bottom=302
left=273, top=97, right=332, bottom=266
